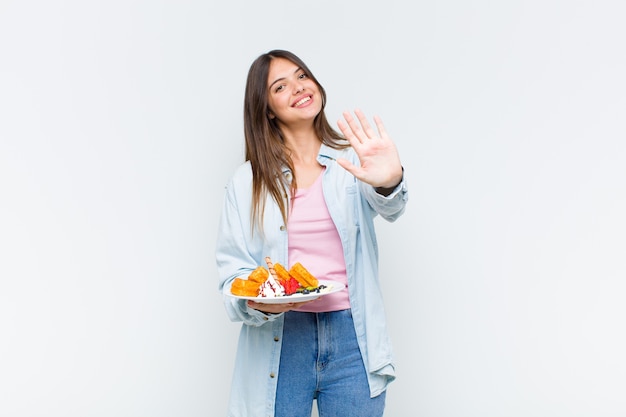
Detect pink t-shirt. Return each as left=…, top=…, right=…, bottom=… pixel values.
left=288, top=168, right=350, bottom=312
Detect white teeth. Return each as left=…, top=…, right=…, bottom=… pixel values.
left=295, top=97, right=310, bottom=107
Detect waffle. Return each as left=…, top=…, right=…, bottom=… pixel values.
left=289, top=262, right=319, bottom=288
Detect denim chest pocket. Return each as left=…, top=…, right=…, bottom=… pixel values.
left=344, top=183, right=360, bottom=227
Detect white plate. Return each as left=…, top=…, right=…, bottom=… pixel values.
left=224, top=279, right=345, bottom=304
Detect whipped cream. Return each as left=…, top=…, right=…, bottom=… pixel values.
left=259, top=274, right=285, bottom=297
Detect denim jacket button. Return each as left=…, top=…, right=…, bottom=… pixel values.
left=279, top=225, right=286, bottom=231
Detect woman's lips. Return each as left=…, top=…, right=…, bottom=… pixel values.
left=292, top=95, right=312, bottom=107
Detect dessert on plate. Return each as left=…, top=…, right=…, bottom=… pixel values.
left=229, top=257, right=326, bottom=298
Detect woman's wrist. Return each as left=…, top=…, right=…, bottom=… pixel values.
left=375, top=167, right=404, bottom=196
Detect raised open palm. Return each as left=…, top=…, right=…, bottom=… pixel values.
left=336, top=109, right=403, bottom=189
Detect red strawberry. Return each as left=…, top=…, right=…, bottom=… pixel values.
left=283, top=277, right=300, bottom=295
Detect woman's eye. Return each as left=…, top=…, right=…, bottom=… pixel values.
left=298, top=73, right=308, bottom=79
left=275, top=85, right=285, bottom=93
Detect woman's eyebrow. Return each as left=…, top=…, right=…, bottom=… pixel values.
left=268, top=67, right=303, bottom=90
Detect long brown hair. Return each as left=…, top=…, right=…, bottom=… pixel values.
left=243, top=49, right=348, bottom=233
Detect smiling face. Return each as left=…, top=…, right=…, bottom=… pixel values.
left=266, top=57, right=322, bottom=128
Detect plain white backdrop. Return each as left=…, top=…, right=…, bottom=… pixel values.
left=1, top=1, right=625, bottom=416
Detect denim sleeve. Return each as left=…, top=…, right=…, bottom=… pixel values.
left=215, top=180, right=281, bottom=326
left=360, top=170, right=409, bottom=222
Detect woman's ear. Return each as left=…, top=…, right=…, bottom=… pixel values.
left=268, top=111, right=275, bottom=119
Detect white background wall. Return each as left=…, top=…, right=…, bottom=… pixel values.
left=1, top=1, right=625, bottom=416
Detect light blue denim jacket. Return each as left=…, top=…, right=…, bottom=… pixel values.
left=216, top=144, right=408, bottom=417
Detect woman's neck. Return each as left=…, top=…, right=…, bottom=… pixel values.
left=283, top=128, right=321, bottom=166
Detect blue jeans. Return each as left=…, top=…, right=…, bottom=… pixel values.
left=275, top=309, right=386, bottom=417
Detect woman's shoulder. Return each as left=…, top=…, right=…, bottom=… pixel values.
left=233, top=160, right=252, bottom=174
left=319, top=143, right=357, bottom=162
left=225, top=161, right=253, bottom=189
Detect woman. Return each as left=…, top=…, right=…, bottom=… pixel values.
left=216, top=49, right=408, bottom=417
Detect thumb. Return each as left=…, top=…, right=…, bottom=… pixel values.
left=336, top=158, right=363, bottom=178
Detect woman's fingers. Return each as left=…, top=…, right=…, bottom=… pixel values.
left=247, top=298, right=319, bottom=314
left=353, top=109, right=378, bottom=140
left=335, top=109, right=402, bottom=187
left=337, top=116, right=361, bottom=147
left=372, top=114, right=389, bottom=141
left=338, top=109, right=385, bottom=146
